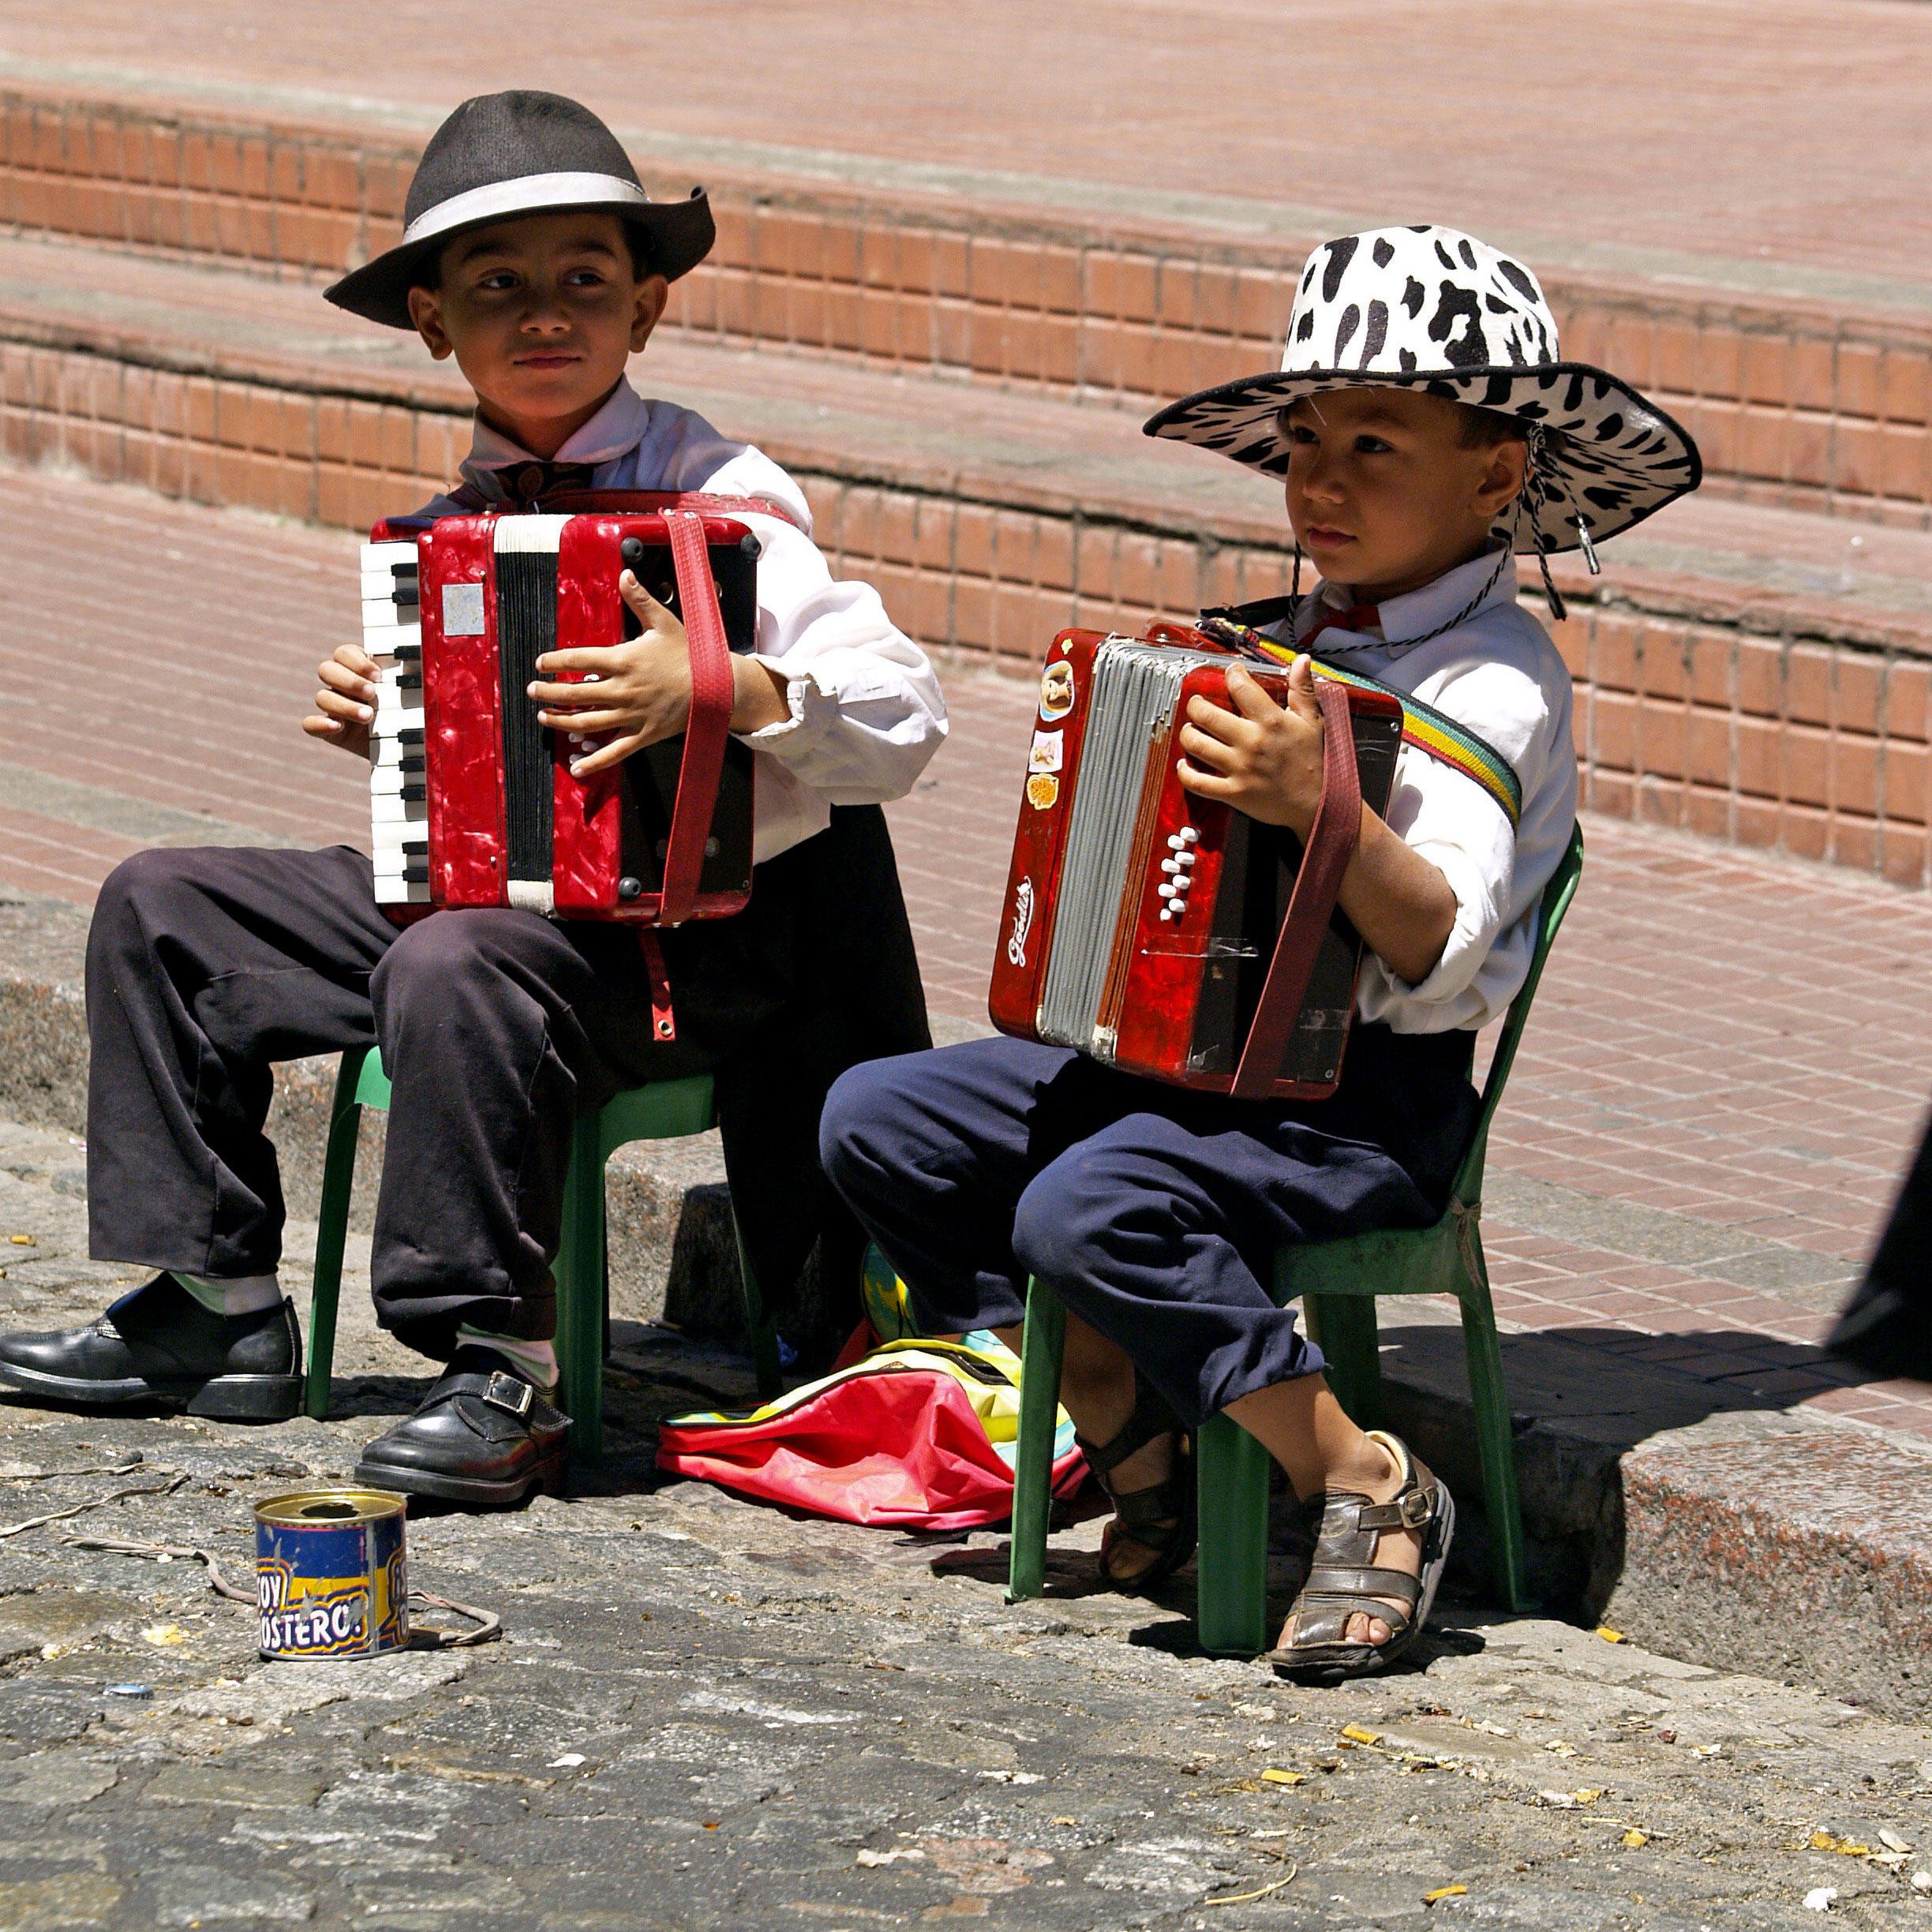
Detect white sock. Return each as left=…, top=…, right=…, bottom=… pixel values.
left=173, top=1271, right=283, bottom=1317
left=456, top=1325, right=558, bottom=1391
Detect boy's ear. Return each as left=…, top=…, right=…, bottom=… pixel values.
left=630, top=274, right=671, bottom=354
left=406, top=284, right=455, bottom=362
left=1473, top=436, right=1529, bottom=519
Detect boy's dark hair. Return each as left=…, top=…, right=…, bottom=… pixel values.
left=1457, top=402, right=1530, bottom=448
left=414, top=216, right=655, bottom=297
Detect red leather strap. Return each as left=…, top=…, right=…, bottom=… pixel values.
left=638, top=930, right=677, bottom=1043
left=541, top=489, right=804, bottom=532
left=657, top=510, right=737, bottom=926
left=1228, top=678, right=1363, bottom=1101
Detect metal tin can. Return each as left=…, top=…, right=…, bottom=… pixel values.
left=255, top=1488, right=409, bottom=1660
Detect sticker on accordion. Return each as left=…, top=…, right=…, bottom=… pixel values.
left=1006, top=876, right=1035, bottom=967
left=1025, top=773, right=1060, bottom=811
left=1028, top=729, right=1064, bottom=774
left=441, top=582, right=486, bottom=637
left=1038, top=661, right=1075, bottom=722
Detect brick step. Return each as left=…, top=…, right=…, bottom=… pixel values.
left=6, top=229, right=1932, bottom=883
left=2, top=86, right=1929, bottom=531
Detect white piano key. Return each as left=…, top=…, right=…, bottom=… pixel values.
left=363, top=596, right=425, bottom=629
left=369, top=794, right=429, bottom=826
left=361, top=540, right=416, bottom=571
left=369, top=738, right=425, bottom=769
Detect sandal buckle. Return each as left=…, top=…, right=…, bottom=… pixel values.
left=1398, top=1488, right=1433, bottom=1528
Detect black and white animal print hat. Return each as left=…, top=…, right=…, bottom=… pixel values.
left=1144, top=225, right=1700, bottom=556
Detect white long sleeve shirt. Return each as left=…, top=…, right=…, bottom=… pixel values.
left=1260, top=549, right=1578, bottom=1033
left=424, top=380, right=948, bottom=865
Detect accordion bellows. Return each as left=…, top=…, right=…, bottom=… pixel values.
left=989, top=628, right=1403, bottom=1101
left=359, top=498, right=759, bottom=925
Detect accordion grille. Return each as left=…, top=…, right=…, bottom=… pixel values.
left=495, top=550, right=557, bottom=884
left=1038, top=643, right=1206, bottom=1056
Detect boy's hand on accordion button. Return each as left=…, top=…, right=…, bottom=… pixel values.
left=530, top=569, right=789, bottom=777
left=1176, top=655, right=1325, bottom=837
left=529, top=571, right=694, bottom=778
left=304, top=642, right=381, bottom=758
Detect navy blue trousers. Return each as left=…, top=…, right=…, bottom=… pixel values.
left=819, top=1026, right=1478, bottom=1429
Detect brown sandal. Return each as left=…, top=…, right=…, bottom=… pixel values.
left=1077, top=1378, right=1196, bottom=1594
left=1270, top=1430, right=1454, bottom=1683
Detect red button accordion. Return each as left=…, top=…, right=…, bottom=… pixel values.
left=360, top=492, right=769, bottom=925
left=988, top=626, right=1404, bottom=1101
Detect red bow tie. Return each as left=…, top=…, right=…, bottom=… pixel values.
left=1299, top=601, right=1382, bottom=650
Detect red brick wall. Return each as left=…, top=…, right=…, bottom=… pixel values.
left=4, top=91, right=1929, bottom=530
left=6, top=328, right=1922, bottom=884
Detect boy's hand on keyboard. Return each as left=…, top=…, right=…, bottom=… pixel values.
left=305, top=642, right=381, bottom=758
left=1175, top=654, right=1324, bottom=837
left=528, top=569, right=693, bottom=779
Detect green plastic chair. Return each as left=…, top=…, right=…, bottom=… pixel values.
left=1007, top=823, right=1586, bottom=1654
left=304, top=1045, right=781, bottom=1460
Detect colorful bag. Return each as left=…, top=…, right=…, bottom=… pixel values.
left=656, top=1256, right=1086, bottom=1530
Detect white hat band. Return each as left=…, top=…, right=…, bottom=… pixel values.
left=401, top=171, right=650, bottom=249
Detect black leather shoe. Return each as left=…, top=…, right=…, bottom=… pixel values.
left=0, top=1273, right=303, bottom=1420
left=354, top=1346, right=570, bottom=1507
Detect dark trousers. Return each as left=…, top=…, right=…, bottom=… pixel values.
left=88, top=811, right=930, bottom=1361
left=818, top=1028, right=1478, bottom=1429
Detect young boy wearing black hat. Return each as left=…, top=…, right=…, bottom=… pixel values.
left=0, top=92, right=947, bottom=1506
left=822, top=226, right=1698, bottom=1679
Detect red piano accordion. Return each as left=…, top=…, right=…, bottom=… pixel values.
left=359, top=492, right=786, bottom=927
left=988, top=624, right=1404, bottom=1102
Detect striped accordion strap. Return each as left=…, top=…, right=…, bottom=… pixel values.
left=1196, top=609, right=1524, bottom=830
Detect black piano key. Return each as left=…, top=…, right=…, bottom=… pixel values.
left=399, top=781, right=426, bottom=802
left=402, top=860, right=429, bottom=884
left=397, top=728, right=425, bottom=749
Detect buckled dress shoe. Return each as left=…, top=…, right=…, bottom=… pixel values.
left=0, top=1272, right=303, bottom=1420
left=354, top=1346, right=570, bottom=1507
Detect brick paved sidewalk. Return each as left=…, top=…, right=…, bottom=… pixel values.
left=2, top=2, right=1930, bottom=309
left=4, top=459, right=1930, bottom=1446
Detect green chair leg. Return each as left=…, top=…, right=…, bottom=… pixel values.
left=1006, top=1276, right=1066, bottom=1603
left=554, top=1111, right=607, bottom=1462
left=1304, top=1291, right=1383, bottom=1430
left=1194, top=1412, right=1273, bottom=1657
left=305, top=1046, right=369, bottom=1421
left=1457, top=1279, right=1531, bottom=1612
left=733, top=1215, right=784, bottom=1402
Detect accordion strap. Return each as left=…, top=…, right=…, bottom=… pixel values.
left=658, top=510, right=737, bottom=926
left=1229, top=678, right=1363, bottom=1102
left=1197, top=606, right=1523, bottom=829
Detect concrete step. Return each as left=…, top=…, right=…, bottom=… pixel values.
left=4, top=229, right=1932, bottom=884
left=0, top=84, right=1929, bottom=532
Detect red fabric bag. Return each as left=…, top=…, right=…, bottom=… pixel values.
left=654, top=1338, right=1087, bottom=1532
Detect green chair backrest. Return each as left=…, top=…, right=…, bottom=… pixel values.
left=1447, top=822, right=1585, bottom=1208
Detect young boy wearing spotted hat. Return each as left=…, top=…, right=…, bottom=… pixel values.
left=822, top=225, right=1698, bottom=1679
left=0, top=92, right=946, bottom=1503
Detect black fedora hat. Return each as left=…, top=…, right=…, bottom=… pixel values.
left=325, top=91, right=715, bottom=330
